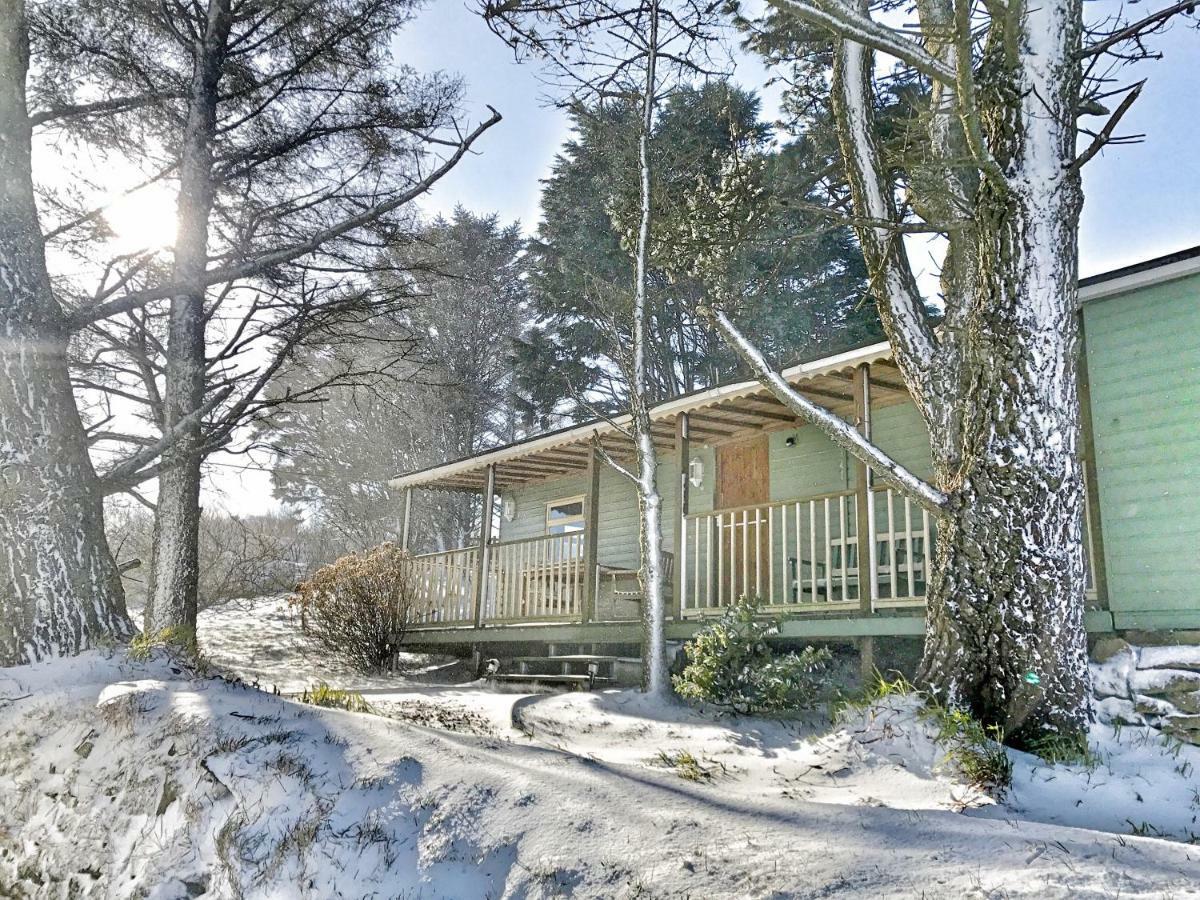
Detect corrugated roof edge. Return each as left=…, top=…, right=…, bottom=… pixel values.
left=388, top=339, right=892, bottom=489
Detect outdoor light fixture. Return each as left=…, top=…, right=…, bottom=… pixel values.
left=688, top=456, right=705, bottom=488
left=501, top=495, right=518, bottom=522
left=785, top=434, right=797, bottom=447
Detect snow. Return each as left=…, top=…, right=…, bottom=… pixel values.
left=194, top=594, right=459, bottom=693
left=1, top=599, right=1199, bottom=896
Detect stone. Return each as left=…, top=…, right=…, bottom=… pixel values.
left=1091, top=637, right=1133, bottom=664
left=1137, top=644, right=1200, bottom=672
left=1129, top=667, right=1200, bottom=698
left=1171, top=690, right=1200, bottom=715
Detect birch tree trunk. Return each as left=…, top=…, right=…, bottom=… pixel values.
left=0, top=0, right=131, bottom=664
left=916, top=0, right=1090, bottom=741
left=144, top=0, right=233, bottom=634
left=632, top=0, right=670, bottom=697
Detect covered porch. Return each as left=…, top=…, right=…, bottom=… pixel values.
left=389, top=341, right=1105, bottom=641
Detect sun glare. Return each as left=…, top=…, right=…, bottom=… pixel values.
left=104, top=186, right=179, bottom=254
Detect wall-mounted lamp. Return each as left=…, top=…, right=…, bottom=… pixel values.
left=784, top=434, right=797, bottom=447
left=688, top=456, right=705, bottom=488
left=501, top=495, right=518, bottom=522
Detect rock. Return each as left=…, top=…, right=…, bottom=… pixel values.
left=1091, top=637, right=1133, bottom=664
left=1137, top=644, right=1200, bottom=672
left=1090, top=651, right=1137, bottom=698
left=1094, top=696, right=1144, bottom=726
left=1171, top=690, right=1200, bottom=715
left=1129, top=668, right=1200, bottom=698
left=1162, top=716, right=1200, bottom=745
left=1133, top=695, right=1176, bottom=718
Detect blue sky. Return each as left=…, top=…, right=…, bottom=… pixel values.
left=395, top=1, right=1200, bottom=276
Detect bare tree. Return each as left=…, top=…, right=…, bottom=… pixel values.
left=482, top=0, right=724, bottom=697
left=705, top=0, right=1196, bottom=741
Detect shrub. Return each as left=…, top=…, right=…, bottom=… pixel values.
left=300, top=682, right=373, bottom=713
left=923, top=704, right=1014, bottom=793
left=672, top=597, right=832, bottom=714
left=292, top=543, right=415, bottom=673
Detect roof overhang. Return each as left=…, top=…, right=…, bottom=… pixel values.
left=389, top=340, right=902, bottom=492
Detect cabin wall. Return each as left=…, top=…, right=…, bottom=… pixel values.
left=495, top=399, right=935, bottom=574
left=1083, top=271, right=1200, bottom=630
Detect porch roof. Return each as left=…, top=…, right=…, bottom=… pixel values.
left=388, top=339, right=911, bottom=493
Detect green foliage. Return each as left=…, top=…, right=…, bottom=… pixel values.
left=516, top=82, right=875, bottom=427
left=129, top=626, right=200, bottom=663
left=833, top=669, right=916, bottom=720
left=652, top=749, right=724, bottom=782
left=1023, top=730, right=1095, bottom=767
left=300, top=682, right=373, bottom=714
left=672, top=597, right=832, bottom=715
left=922, top=704, right=1013, bottom=793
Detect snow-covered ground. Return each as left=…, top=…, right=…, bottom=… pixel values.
left=1, top=596, right=1198, bottom=897
left=194, top=594, right=462, bottom=692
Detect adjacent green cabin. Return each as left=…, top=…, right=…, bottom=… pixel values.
left=388, top=248, right=1200, bottom=647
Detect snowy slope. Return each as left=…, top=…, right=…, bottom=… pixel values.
left=2, top=651, right=1199, bottom=898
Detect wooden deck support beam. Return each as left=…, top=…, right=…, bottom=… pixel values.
left=400, top=487, right=412, bottom=552
left=581, top=447, right=602, bottom=623
left=472, top=464, right=496, bottom=629
left=853, top=364, right=874, bottom=616
left=671, top=413, right=690, bottom=620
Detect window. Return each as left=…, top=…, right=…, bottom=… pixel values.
left=546, top=496, right=585, bottom=534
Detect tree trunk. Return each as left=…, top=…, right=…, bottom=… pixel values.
left=0, top=0, right=131, bottom=664
left=918, top=0, right=1090, bottom=742
left=144, top=0, right=232, bottom=633
left=631, top=0, right=670, bottom=697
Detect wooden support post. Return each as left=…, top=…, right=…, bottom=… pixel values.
left=400, top=487, right=413, bottom=552
left=580, top=447, right=602, bottom=623
left=472, top=464, right=496, bottom=629
left=859, top=636, right=876, bottom=683
left=853, top=363, right=873, bottom=616
left=671, top=413, right=690, bottom=620
left=1078, top=316, right=1110, bottom=608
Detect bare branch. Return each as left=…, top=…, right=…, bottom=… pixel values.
left=706, top=306, right=949, bottom=512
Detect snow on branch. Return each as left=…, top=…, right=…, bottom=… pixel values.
left=706, top=307, right=949, bottom=513
left=833, top=37, right=938, bottom=388
left=768, top=0, right=956, bottom=82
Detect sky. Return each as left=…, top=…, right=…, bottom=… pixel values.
left=202, top=0, right=1200, bottom=515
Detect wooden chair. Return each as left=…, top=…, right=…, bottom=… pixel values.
left=604, top=552, right=675, bottom=602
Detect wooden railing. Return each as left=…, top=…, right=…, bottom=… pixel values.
left=408, top=546, right=478, bottom=625
left=404, top=479, right=1100, bottom=628
left=680, top=490, right=865, bottom=615
left=484, top=531, right=586, bottom=623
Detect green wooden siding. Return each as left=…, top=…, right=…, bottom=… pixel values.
left=497, top=399, right=935, bottom=576
left=1084, top=271, right=1200, bottom=629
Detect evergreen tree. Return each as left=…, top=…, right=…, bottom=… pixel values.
left=515, top=82, right=875, bottom=427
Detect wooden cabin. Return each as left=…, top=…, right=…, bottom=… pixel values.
left=387, top=247, right=1200, bottom=651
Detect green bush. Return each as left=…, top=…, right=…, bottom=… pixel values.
left=672, top=597, right=832, bottom=714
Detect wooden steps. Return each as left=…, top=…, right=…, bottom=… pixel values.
left=491, top=673, right=611, bottom=688
left=491, top=648, right=641, bottom=690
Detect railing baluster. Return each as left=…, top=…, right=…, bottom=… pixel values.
left=839, top=494, right=848, bottom=602
left=741, top=509, right=749, bottom=601
left=904, top=495, right=914, bottom=599
left=886, top=489, right=896, bottom=601
left=823, top=497, right=832, bottom=603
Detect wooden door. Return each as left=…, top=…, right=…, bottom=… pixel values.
left=715, top=436, right=770, bottom=602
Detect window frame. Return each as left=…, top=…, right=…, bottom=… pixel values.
left=545, top=495, right=586, bottom=535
